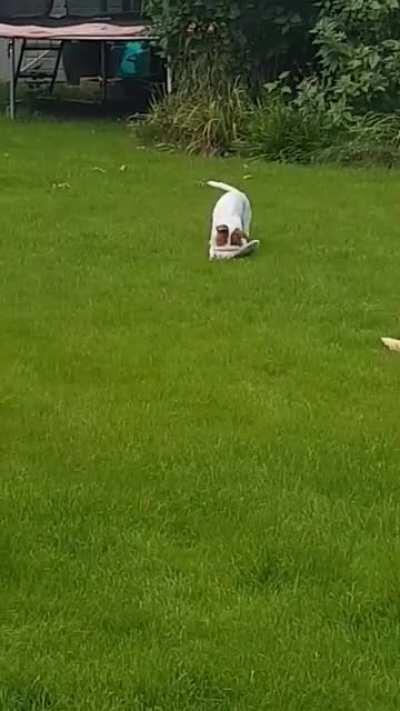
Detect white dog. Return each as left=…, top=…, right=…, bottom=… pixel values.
left=207, top=181, right=259, bottom=260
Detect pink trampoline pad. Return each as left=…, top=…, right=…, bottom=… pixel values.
left=0, top=20, right=153, bottom=41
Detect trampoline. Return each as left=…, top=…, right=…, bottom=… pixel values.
left=0, top=0, right=162, bottom=118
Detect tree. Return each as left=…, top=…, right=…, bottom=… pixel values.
left=145, top=0, right=316, bottom=89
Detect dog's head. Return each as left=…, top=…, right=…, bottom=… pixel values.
left=216, top=225, right=248, bottom=247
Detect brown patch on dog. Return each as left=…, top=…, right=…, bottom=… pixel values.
left=216, top=225, right=229, bottom=247
left=230, top=229, right=248, bottom=247
left=230, top=229, right=242, bottom=247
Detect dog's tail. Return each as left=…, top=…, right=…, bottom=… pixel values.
left=207, top=180, right=239, bottom=193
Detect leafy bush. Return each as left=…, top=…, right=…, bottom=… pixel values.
left=239, top=98, right=327, bottom=163
left=138, top=0, right=400, bottom=165
left=145, top=0, right=316, bottom=89
left=137, top=79, right=400, bottom=165
left=309, top=0, right=400, bottom=119
left=317, top=112, right=400, bottom=165
left=235, top=75, right=337, bottom=163
left=241, top=93, right=400, bottom=165
left=136, top=65, right=249, bottom=155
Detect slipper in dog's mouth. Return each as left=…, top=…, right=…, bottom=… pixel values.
left=210, top=240, right=260, bottom=261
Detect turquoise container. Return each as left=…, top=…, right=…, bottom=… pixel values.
left=118, top=42, right=150, bottom=79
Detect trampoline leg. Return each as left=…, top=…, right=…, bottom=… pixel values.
left=49, top=40, right=64, bottom=95
left=8, top=39, right=16, bottom=120
left=166, top=55, right=172, bottom=95
left=100, top=41, right=108, bottom=104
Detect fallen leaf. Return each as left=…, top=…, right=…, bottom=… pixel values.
left=52, top=182, right=71, bottom=190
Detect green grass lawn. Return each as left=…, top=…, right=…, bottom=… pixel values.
left=2, top=117, right=400, bottom=710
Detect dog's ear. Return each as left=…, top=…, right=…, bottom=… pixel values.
left=216, top=225, right=229, bottom=246
left=230, top=229, right=244, bottom=247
